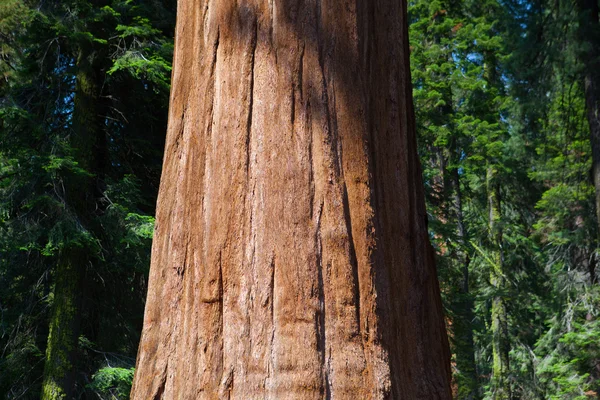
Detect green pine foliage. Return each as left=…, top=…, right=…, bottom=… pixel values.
left=88, top=367, right=135, bottom=399
left=410, top=0, right=600, bottom=397
left=0, top=0, right=174, bottom=397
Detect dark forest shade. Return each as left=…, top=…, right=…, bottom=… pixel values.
left=0, top=0, right=174, bottom=397
left=41, top=46, right=107, bottom=400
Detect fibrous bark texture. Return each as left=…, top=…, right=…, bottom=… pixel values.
left=131, top=0, right=452, bottom=397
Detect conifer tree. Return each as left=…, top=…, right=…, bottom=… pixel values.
left=0, top=0, right=174, bottom=397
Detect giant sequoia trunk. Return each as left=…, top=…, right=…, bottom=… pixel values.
left=131, top=0, right=452, bottom=397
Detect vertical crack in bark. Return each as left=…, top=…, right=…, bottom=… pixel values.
left=267, top=252, right=276, bottom=392
left=307, top=98, right=315, bottom=219
left=340, top=184, right=362, bottom=340
left=314, top=200, right=329, bottom=398
left=220, top=368, right=233, bottom=399
left=206, top=27, right=220, bottom=143
left=268, top=0, right=274, bottom=46
left=218, top=249, right=225, bottom=386
left=210, top=27, right=220, bottom=81
left=247, top=224, right=256, bottom=353
left=244, top=26, right=258, bottom=379
left=270, top=252, right=275, bottom=334
left=177, top=238, right=190, bottom=276
left=202, top=0, right=210, bottom=34
left=152, top=362, right=168, bottom=400
left=246, top=20, right=258, bottom=177
left=291, top=80, right=296, bottom=130
left=329, top=79, right=342, bottom=176
left=291, top=42, right=305, bottom=132
left=172, top=102, right=187, bottom=157
left=324, top=261, right=333, bottom=400
left=298, top=43, right=305, bottom=101
left=315, top=0, right=322, bottom=66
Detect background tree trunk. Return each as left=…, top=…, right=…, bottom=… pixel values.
left=41, top=48, right=105, bottom=400
left=578, top=0, right=600, bottom=285
left=487, top=166, right=510, bottom=400
left=451, top=166, right=480, bottom=400
left=131, top=0, right=452, bottom=397
left=41, top=250, right=84, bottom=400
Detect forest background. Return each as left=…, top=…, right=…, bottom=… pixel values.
left=0, top=0, right=599, bottom=399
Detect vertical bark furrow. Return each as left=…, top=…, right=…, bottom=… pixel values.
left=246, top=21, right=258, bottom=176
left=314, top=199, right=327, bottom=393
left=152, top=364, right=167, bottom=400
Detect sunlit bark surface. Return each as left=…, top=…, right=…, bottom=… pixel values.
left=131, top=0, right=452, bottom=397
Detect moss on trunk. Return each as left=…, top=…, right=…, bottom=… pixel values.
left=487, top=165, right=510, bottom=400
left=41, top=251, right=84, bottom=400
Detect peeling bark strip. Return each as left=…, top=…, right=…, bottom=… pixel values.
left=131, top=0, right=452, bottom=397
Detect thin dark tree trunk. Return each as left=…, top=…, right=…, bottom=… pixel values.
left=41, top=250, right=85, bottom=400
left=487, top=166, right=510, bottom=400
left=131, top=0, right=452, bottom=397
left=451, top=165, right=480, bottom=400
left=578, top=0, right=600, bottom=285
left=577, top=2, right=600, bottom=390
left=41, top=48, right=105, bottom=400
left=481, top=50, right=510, bottom=400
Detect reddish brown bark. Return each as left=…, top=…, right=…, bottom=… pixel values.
left=131, top=0, right=452, bottom=397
